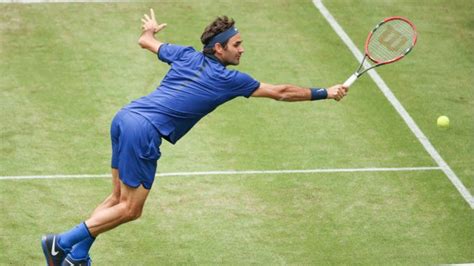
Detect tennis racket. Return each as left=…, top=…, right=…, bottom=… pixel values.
left=343, top=16, right=417, bottom=88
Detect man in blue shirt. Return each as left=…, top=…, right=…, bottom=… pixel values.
left=41, top=9, right=347, bottom=266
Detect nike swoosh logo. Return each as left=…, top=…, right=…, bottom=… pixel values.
left=51, top=236, right=59, bottom=256
left=64, top=258, right=74, bottom=266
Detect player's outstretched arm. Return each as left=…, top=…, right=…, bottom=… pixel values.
left=138, top=8, right=167, bottom=54
left=251, top=83, right=348, bottom=102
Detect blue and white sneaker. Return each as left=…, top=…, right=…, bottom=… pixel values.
left=41, top=234, right=69, bottom=266
left=61, top=254, right=92, bottom=266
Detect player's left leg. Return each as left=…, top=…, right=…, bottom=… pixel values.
left=41, top=169, right=122, bottom=266
left=59, top=181, right=150, bottom=266
left=91, top=168, right=121, bottom=216
left=41, top=110, right=160, bottom=265
left=41, top=234, right=69, bottom=266
left=46, top=169, right=121, bottom=266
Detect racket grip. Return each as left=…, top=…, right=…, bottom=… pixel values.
left=343, top=74, right=358, bottom=88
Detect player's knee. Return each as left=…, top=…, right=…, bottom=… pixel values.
left=132, top=209, right=142, bottom=220
left=103, top=192, right=120, bottom=206
left=109, top=194, right=120, bottom=205
left=122, top=205, right=142, bottom=222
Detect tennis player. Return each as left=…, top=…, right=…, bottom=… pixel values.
left=41, top=9, right=347, bottom=266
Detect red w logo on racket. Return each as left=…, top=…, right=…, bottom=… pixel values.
left=378, top=25, right=409, bottom=52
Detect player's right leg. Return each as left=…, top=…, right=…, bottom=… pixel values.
left=85, top=180, right=150, bottom=235
left=82, top=109, right=160, bottom=236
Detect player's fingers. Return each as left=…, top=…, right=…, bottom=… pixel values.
left=144, top=14, right=151, bottom=21
left=156, top=23, right=167, bottom=31
left=141, top=18, right=147, bottom=24
left=150, top=8, right=155, bottom=21
left=338, top=89, right=345, bottom=100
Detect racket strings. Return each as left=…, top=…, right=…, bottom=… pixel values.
left=368, top=20, right=416, bottom=63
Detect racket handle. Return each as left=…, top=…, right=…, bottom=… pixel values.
left=343, top=74, right=358, bottom=88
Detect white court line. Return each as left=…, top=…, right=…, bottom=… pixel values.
left=313, top=0, right=474, bottom=209
left=0, top=0, right=125, bottom=3
left=0, top=166, right=441, bottom=180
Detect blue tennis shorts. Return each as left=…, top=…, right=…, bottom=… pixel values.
left=110, top=109, right=162, bottom=190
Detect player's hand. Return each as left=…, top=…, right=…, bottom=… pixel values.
left=141, top=8, right=167, bottom=34
left=327, top=84, right=348, bottom=101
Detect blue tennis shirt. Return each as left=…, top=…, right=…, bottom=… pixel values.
left=124, top=44, right=260, bottom=144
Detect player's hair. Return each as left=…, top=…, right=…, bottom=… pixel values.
left=201, top=16, right=235, bottom=55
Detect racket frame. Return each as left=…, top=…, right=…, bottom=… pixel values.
left=343, top=16, right=417, bottom=88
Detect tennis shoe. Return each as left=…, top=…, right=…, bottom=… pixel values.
left=41, top=234, right=69, bottom=266
left=61, top=254, right=92, bottom=266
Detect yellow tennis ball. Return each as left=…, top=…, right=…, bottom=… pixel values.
left=437, top=116, right=450, bottom=129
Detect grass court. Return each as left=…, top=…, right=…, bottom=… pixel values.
left=0, top=0, right=473, bottom=264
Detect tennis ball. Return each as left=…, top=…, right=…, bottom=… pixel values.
left=437, top=116, right=450, bottom=129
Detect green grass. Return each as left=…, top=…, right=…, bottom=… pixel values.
left=0, top=0, right=473, bottom=264
left=1, top=172, right=473, bottom=264
left=324, top=0, right=474, bottom=194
